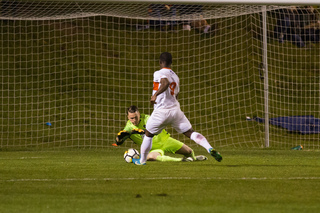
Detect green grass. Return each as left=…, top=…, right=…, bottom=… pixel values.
left=0, top=5, right=319, bottom=212
left=0, top=148, right=319, bottom=213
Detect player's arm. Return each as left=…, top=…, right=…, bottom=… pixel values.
left=115, top=130, right=131, bottom=145
left=131, top=128, right=145, bottom=135
left=115, top=128, right=145, bottom=145
left=150, top=78, right=170, bottom=105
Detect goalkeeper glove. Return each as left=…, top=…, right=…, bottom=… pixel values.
left=115, top=130, right=131, bottom=145
left=131, top=128, right=145, bottom=135
left=115, top=129, right=145, bottom=146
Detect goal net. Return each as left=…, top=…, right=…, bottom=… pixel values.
left=1, top=0, right=320, bottom=150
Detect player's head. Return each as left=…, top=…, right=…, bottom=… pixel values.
left=127, top=105, right=140, bottom=126
left=159, top=52, right=172, bottom=68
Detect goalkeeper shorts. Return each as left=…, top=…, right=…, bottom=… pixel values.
left=150, top=137, right=184, bottom=155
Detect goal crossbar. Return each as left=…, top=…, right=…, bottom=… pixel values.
left=25, top=0, right=320, bottom=6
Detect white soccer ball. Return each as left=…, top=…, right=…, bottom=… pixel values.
left=123, top=148, right=140, bottom=163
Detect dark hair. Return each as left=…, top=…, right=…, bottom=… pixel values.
left=127, top=105, right=139, bottom=114
left=159, top=52, right=172, bottom=67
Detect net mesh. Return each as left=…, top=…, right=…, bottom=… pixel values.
left=1, top=1, right=320, bottom=149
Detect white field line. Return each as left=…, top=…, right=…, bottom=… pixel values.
left=0, top=157, right=47, bottom=160
left=1, top=177, right=320, bottom=182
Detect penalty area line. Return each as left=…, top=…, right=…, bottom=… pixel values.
left=1, top=177, right=320, bottom=182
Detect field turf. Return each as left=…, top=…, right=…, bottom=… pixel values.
left=0, top=147, right=319, bottom=213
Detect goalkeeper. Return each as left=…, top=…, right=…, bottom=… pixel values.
left=115, top=105, right=207, bottom=162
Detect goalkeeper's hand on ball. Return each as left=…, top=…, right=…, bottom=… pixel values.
left=115, top=130, right=131, bottom=145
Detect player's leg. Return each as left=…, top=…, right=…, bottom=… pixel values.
left=170, top=108, right=214, bottom=153
left=161, top=137, right=206, bottom=161
left=183, top=129, right=212, bottom=151
left=175, top=144, right=208, bottom=161
left=170, top=107, right=222, bottom=162
left=175, top=143, right=197, bottom=161
left=132, top=128, right=154, bottom=165
left=136, top=130, right=153, bottom=165
left=134, top=109, right=167, bottom=165
left=171, top=108, right=218, bottom=161
left=148, top=149, right=183, bottom=162
left=184, top=129, right=222, bottom=162
left=175, top=144, right=194, bottom=157
left=163, top=137, right=195, bottom=161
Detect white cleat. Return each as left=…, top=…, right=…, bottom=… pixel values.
left=195, top=155, right=208, bottom=161
left=182, top=157, right=194, bottom=162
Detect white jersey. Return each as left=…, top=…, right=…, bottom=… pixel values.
left=152, top=68, right=180, bottom=110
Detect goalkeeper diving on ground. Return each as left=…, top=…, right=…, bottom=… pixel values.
left=115, top=105, right=208, bottom=162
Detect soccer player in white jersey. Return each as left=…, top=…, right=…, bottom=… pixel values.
left=133, top=52, right=222, bottom=165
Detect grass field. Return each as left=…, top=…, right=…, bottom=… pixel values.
left=0, top=4, right=320, bottom=212
left=0, top=147, right=319, bottom=213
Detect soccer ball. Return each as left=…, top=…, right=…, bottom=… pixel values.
left=123, top=148, right=140, bottom=163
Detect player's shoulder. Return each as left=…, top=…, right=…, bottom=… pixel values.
left=154, top=68, right=174, bottom=78
left=155, top=68, right=171, bottom=73
left=140, top=113, right=150, bottom=121
left=153, top=69, right=163, bottom=76
left=124, top=120, right=135, bottom=129
left=140, top=113, right=148, bottom=116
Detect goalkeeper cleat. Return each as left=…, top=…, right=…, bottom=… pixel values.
left=195, top=155, right=208, bottom=161
left=132, top=158, right=146, bottom=165
left=209, top=148, right=222, bottom=162
left=182, top=157, right=194, bottom=162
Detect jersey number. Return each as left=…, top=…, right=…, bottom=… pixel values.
left=153, top=81, right=176, bottom=96
left=169, top=82, right=176, bottom=96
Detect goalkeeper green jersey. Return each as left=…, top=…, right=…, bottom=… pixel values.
left=123, top=113, right=170, bottom=146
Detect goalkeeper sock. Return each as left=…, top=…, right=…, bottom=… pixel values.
left=140, top=135, right=153, bottom=164
left=156, top=155, right=182, bottom=162
left=190, top=132, right=213, bottom=153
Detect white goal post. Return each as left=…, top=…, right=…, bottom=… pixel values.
left=1, top=0, right=320, bottom=150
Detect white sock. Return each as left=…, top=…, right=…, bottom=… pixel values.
left=140, top=136, right=153, bottom=164
left=190, top=132, right=212, bottom=152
